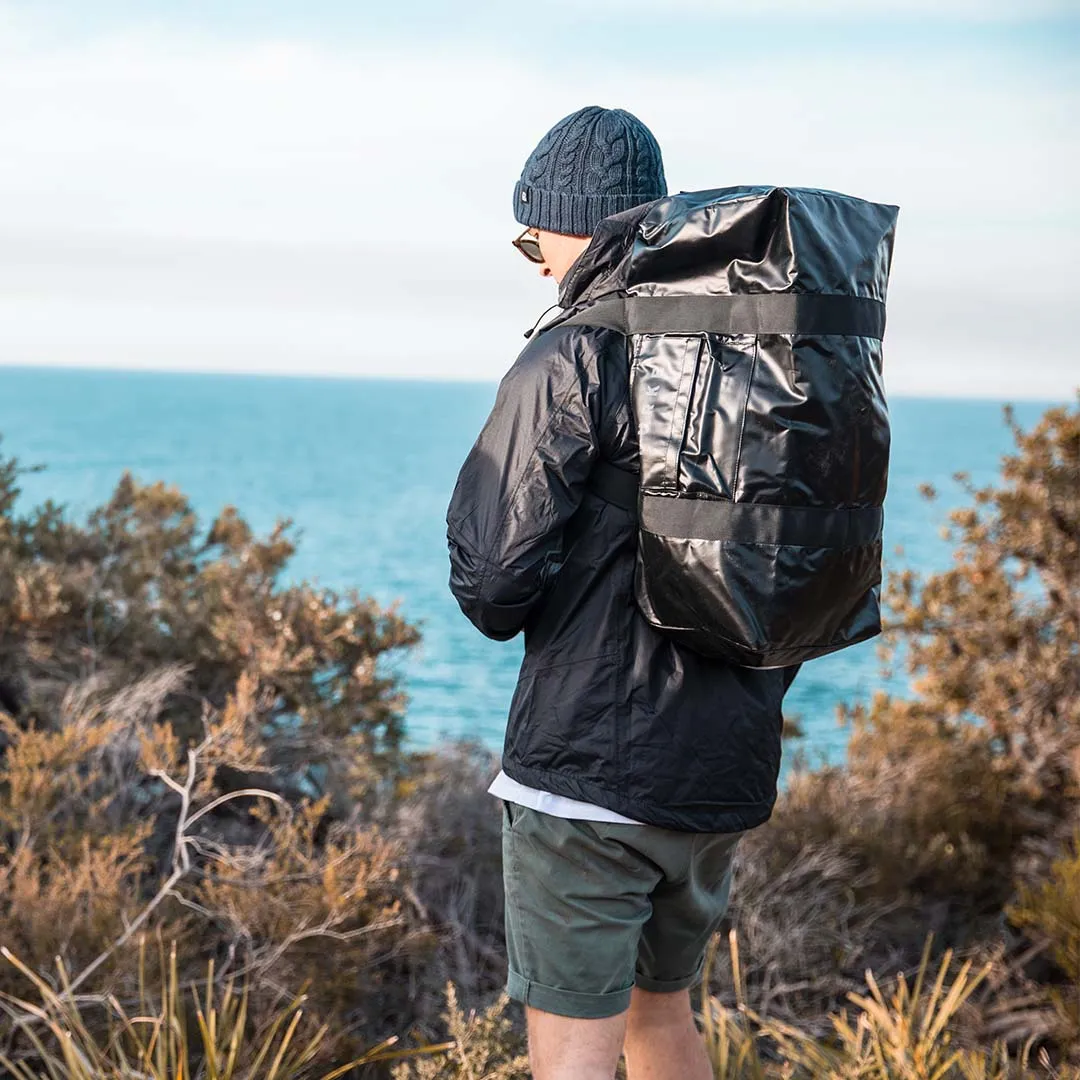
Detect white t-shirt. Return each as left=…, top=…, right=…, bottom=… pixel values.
left=488, top=769, right=643, bottom=824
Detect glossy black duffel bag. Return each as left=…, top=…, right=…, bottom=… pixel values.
left=555, top=185, right=900, bottom=668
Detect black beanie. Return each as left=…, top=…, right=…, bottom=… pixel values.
left=513, top=106, right=667, bottom=237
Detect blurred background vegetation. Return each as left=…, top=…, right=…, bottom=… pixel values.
left=0, top=395, right=1075, bottom=1078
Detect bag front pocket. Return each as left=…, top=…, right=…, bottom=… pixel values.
left=630, top=333, right=703, bottom=493
left=676, top=333, right=757, bottom=499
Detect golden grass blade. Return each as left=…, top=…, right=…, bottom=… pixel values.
left=1, top=992, right=100, bottom=1078
left=222, top=977, right=249, bottom=1078
left=927, top=960, right=989, bottom=1048
left=320, top=1039, right=458, bottom=1076
left=0, top=990, right=54, bottom=1026
left=1, top=949, right=62, bottom=1002
left=699, top=935, right=718, bottom=1060
left=289, top=1019, right=338, bottom=1072
left=729, top=929, right=746, bottom=1006
left=0, top=1053, right=40, bottom=1080
left=243, top=999, right=303, bottom=1079
left=919, top=948, right=955, bottom=1042
left=193, top=996, right=219, bottom=1080
left=52, top=959, right=100, bottom=1054
left=56, top=1029, right=96, bottom=1080
left=169, top=940, right=187, bottom=1080
left=911, top=932, right=935, bottom=1012
left=264, top=1007, right=305, bottom=1080
left=928, top=1048, right=966, bottom=1080
left=202, top=956, right=220, bottom=1078
left=0, top=1002, right=68, bottom=1079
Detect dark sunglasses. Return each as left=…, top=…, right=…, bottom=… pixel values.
left=512, top=228, right=544, bottom=264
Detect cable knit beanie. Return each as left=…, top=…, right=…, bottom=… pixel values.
left=513, top=106, right=667, bottom=236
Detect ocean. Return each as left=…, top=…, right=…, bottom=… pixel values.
left=0, top=366, right=1057, bottom=766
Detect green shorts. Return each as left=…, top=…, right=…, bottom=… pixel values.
left=501, top=800, right=742, bottom=1019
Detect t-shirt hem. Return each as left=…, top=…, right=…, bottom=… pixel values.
left=488, top=769, right=645, bottom=824
left=501, top=757, right=774, bottom=834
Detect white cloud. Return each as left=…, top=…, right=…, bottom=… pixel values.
left=0, top=7, right=1076, bottom=396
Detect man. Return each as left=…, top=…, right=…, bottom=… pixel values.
left=446, top=106, right=798, bottom=1080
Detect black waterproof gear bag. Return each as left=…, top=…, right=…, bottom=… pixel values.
left=556, top=186, right=899, bottom=668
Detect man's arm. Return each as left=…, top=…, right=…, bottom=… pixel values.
left=446, top=328, right=598, bottom=641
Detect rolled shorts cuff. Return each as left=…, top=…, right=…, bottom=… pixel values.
left=634, top=956, right=706, bottom=995
left=506, top=968, right=633, bottom=1019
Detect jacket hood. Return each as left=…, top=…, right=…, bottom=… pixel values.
left=558, top=185, right=899, bottom=312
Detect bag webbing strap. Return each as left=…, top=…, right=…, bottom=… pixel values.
left=555, top=293, right=887, bottom=339
left=587, top=460, right=639, bottom=513
left=641, top=496, right=883, bottom=548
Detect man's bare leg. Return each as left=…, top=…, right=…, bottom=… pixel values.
left=526, top=1006, right=629, bottom=1080
left=622, top=986, right=713, bottom=1080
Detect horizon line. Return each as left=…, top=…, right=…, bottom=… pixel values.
left=0, top=362, right=1073, bottom=406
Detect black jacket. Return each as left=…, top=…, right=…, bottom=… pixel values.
left=446, top=201, right=800, bottom=834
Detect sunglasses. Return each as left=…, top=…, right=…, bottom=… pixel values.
left=512, top=228, right=545, bottom=264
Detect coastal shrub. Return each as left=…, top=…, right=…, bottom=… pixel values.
left=387, top=934, right=1078, bottom=1079
left=697, top=933, right=1006, bottom=1079
left=0, top=459, right=418, bottom=785
left=811, top=398, right=1078, bottom=903
left=1010, top=833, right=1080, bottom=983
left=705, top=397, right=1080, bottom=1055
left=0, top=935, right=444, bottom=1079
left=0, top=395, right=1074, bottom=1073
left=389, top=984, right=528, bottom=1080
left=1008, top=834, right=1080, bottom=1051
left=0, top=453, right=439, bottom=1064
left=2, top=929, right=1073, bottom=1079
left=382, top=743, right=506, bottom=1015
left=0, top=665, right=417, bottom=1061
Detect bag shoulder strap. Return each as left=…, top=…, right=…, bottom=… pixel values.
left=555, top=297, right=629, bottom=334
left=587, top=459, right=639, bottom=513
left=552, top=292, right=886, bottom=339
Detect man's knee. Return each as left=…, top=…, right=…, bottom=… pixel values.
left=526, top=1005, right=628, bottom=1080
left=626, top=985, right=697, bottom=1033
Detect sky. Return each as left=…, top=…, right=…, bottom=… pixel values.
left=0, top=1, right=1077, bottom=397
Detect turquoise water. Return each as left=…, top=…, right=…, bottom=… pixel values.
left=0, top=366, right=1057, bottom=765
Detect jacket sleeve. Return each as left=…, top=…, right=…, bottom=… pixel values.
left=446, top=328, right=599, bottom=641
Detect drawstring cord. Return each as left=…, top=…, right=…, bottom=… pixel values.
left=523, top=303, right=564, bottom=340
